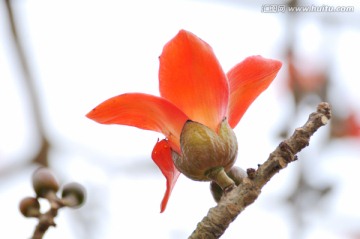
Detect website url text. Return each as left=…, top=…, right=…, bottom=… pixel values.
left=261, top=4, right=355, bottom=13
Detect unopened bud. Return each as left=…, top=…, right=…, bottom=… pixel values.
left=32, top=167, right=60, bottom=198
left=19, top=197, right=40, bottom=217
left=227, top=166, right=247, bottom=185
left=210, top=181, right=223, bottom=203
left=61, top=183, right=86, bottom=208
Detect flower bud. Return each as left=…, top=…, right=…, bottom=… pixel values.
left=19, top=197, right=41, bottom=217
left=173, top=119, right=238, bottom=181
left=32, top=167, right=60, bottom=198
left=61, top=182, right=86, bottom=208
left=227, top=166, right=247, bottom=185
left=210, top=181, right=223, bottom=203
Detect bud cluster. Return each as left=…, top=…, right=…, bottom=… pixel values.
left=19, top=167, right=86, bottom=238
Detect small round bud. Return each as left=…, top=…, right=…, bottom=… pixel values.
left=61, top=182, right=86, bottom=208
left=210, top=181, right=222, bottom=203
left=19, top=197, right=40, bottom=217
left=227, top=166, right=247, bottom=185
left=32, top=167, right=60, bottom=198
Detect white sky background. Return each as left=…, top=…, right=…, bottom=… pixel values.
left=0, top=0, right=360, bottom=238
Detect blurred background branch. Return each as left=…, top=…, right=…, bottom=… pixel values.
left=3, top=0, right=50, bottom=172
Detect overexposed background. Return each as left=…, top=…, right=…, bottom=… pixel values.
left=1, top=0, right=360, bottom=238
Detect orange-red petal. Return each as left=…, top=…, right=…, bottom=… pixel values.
left=227, top=56, right=282, bottom=128
left=151, top=139, right=180, bottom=213
left=86, top=93, right=188, bottom=149
left=159, top=30, right=229, bottom=132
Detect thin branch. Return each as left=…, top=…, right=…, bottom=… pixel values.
left=31, top=192, right=64, bottom=239
left=4, top=0, right=50, bottom=168
left=189, top=102, right=332, bottom=239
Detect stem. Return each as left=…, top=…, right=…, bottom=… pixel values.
left=31, top=191, right=64, bottom=239
left=207, top=167, right=235, bottom=191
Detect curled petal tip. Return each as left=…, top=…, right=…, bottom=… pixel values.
left=152, top=139, right=180, bottom=213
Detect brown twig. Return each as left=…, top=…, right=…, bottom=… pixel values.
left=31, top=191, right=64, bottom=239
left=189, top=102, right=331, bottom=239
left=4, top=0, right=50, bottom=169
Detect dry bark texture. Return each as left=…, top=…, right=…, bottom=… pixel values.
left=189, top=102, right=331, bottom=239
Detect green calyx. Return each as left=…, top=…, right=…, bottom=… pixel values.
left=172, top=119, right=238, bottom=182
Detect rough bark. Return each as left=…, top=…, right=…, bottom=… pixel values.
left=189, top=102, right=331, bottom=239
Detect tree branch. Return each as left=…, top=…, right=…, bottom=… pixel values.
left=4, top=0, right=50, bottom=168
left=189, top=102, right=332, bottom=239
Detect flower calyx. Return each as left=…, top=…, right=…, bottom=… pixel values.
left=172, top=119, right=238, bottom=186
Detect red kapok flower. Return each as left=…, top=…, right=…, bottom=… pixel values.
left=86, top=30, right=282, bottom=212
